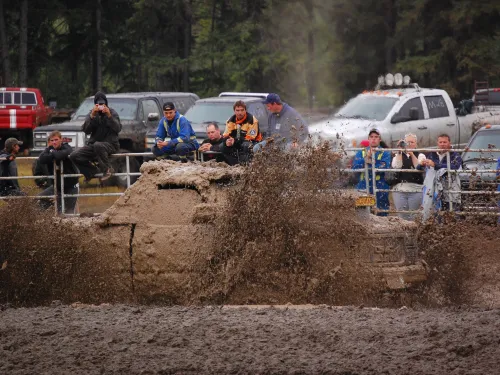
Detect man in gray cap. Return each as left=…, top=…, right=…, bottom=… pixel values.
left=0, top=137, right=24, bottom=196
left=253, top=93, right=308, bottom=152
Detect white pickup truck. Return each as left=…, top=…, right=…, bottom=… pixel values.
left=309, top=76, right=500, bottom=150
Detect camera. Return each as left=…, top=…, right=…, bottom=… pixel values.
left=399, top=140, right=407, bottom=148
left=97, top=105, right=105, bottom=111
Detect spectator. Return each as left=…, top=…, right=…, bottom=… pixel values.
left=152, top=102, right=199, bottom=163
left=198, top=123, right=225, bottom=162
left=419, top=133, right=462, bottom=213
left=70, top=91, right=122, bottom=181
left=253, top=93, right=308, bottom=152
left=219, top=100, right=262, bottom=165
left=38, top=131, right=79, bottom=214
left=0, top=137, right=24, bottom=197
left=391, top=133, right=426, bottom=220
left=352, top=129, right=391, bottom=216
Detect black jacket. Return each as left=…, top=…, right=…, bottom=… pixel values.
left=0, top=149, right=21, bottom=195
left=39, top=143, right=79, bottom=188
left=200, top=137, right=225, bottom=162
left=82, top=92, right=122, bottom=147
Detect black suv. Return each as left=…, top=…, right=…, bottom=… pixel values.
left=145, top=93, right=270, bottom=150
left=32, top=92, right=198, bottom=186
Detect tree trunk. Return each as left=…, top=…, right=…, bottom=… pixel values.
left=95, top=0, right=102, bottom=91
left=19, top=0, right=28, bottom=86
left=210, top=0, right=217, bottom=89
left=183, top=0, right=192, bottom=92
left=0, top=0, right=11, bottom=85
left=306, top=3, right=315, bottom=109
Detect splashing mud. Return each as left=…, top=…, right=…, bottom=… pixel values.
left=0, top=144, right=499, bottom=309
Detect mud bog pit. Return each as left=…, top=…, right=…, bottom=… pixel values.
left=1, top=152, right=500, bottom=374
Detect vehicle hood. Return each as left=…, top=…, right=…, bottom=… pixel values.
left=35, top=119, right=136, bottom=132
left=460, top=159, right=498, bottom=181
left=309, top=117, right=381, bottom=147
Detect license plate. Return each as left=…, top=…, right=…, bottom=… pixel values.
left=355, top=195, right=376, bottom=207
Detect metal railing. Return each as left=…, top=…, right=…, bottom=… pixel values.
left=1, top=148, right=499, bottom=217
left=342, top=147, right=500, bottom=217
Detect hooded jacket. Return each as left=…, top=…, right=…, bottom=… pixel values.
left=82, top=91, right=122, bottom=147
left=223, top=112, right=262, bottom=144
left=0, top=149, right=21, bottom=195
left=266, top=103, right=308, bottom=143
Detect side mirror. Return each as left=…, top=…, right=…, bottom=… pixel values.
left=148, top=113, right=159, bottom=122
left=409, top=107, right=419, bottom=121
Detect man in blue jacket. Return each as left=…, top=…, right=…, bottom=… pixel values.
left=153, top=102, right=199, bottom=162
left=352, top=128, right=391, bottom=216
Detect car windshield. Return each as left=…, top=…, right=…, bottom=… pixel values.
left=335, top=95, right=398, bottom=121
left=185, top=102, right=234, bottom=125
left=73, top=98, right=138, bottom=120
left=463, top=129, right=500, bottom=162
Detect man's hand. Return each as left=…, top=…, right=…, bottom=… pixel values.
left=425, top=159, right=435, bottom=167
left=7, top=154, right=15, bottom=161
left=101, top=105, right=112, bottom=118
left=157, top=140, right=168, bottom=149
left=291, top=141, right=299, bottom=149
left=91, top=104, right=99, bottom=118
left=365, top=149, right=373, bottom=164
left=199, top=143, right=211, bottom=152
left=226, top=137, right=235, bottom=147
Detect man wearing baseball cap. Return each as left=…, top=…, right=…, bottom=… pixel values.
left=0, top=137, right=24, bottom=196
left=253, top=93, right=308, bottom=152
left=351, top=128, right=391, bottom=216
left=153, top=102, right=199, bottom=162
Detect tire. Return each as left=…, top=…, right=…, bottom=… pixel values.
left=102, top=149, right=141, bottom=188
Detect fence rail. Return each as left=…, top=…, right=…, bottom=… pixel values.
left=1, top=149, right=500, bottom=217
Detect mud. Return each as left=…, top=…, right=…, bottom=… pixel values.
left=2, top=304, right=500, bottom=374
left=1, top=144, right=500, bottom=373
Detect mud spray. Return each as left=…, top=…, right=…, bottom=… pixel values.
left=1, top=144, right=499, bottom=308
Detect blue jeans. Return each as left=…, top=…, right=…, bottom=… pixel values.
left=153, top=142, right=197, bottom=158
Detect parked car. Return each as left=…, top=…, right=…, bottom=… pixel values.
left=31, top=92, right=198, bottom=187
left=145, top=93, right=271, bottom=151
left=309, top=73, right=500, bottom=154
left=0, top=87, right=53, bottom=153
left=459, top=124, right=500, bottom=216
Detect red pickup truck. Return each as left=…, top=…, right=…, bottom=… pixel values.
left=0, top=87, right=53, bottom=153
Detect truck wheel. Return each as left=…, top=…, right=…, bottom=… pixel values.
left=102, top=150, right=140, bottom=188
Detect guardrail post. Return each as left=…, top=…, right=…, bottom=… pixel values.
left=446, top=151, right=453, bottom=212
left=61, top=161, right=66, bottom=215
left=126, top=155, right=131, bottom=188
left=371, top=150, right=378, bottom=214
left=53, top=160, right=58, bottom=216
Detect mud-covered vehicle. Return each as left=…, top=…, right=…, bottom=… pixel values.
left=83, top=160, right=427, bottom=303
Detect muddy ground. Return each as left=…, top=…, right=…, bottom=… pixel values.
left=1, top=304, right=500, bottom=374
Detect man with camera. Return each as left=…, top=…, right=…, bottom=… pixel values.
left=70, top=91, right=122, bottom=182
left=352, top=128, right=391, bottom=216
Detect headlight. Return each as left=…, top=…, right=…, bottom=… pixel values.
left=35, top=141, right=47, bottom=147
left=35, top=133, right=47, bottom=139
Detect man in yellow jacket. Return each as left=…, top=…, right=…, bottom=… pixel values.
left=220, top=100, right=262, bottom=165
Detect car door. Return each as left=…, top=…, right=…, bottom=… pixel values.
left=423, top=94, right=457, bottom=145
left=140, top=98, right=162, bottom=130
left=391, top=96, right=430, bottom=147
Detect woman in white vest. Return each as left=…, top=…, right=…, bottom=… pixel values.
left=391, top=133, right=426, bottom=220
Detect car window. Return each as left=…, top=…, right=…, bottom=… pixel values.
left=248, top=103, right=268, bottom=125
left=336, top=95, right=398, bottom=121
left=424, top=96, right=449, bottom=118
left=398, top=97, right=424, bottom=120
left=185, top=102, right=234, bottom=125
left=14, top=92, right=21, bottom=104
left=22, top=92, right=36, bottom=104
left=73, top=98, right=138, bottom=120
left=142, top=99, right=160, bottom=120
left=2, top=92, right=11, bottom=104
left=462, top=129, right=500, bottom=162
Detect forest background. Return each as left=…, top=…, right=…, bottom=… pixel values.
left=1, top=0, right=500, bottom=109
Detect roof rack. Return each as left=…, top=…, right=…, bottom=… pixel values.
left=374, top=83, right=421, bottom=91
left=218, top=92, right=269, bottom=99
